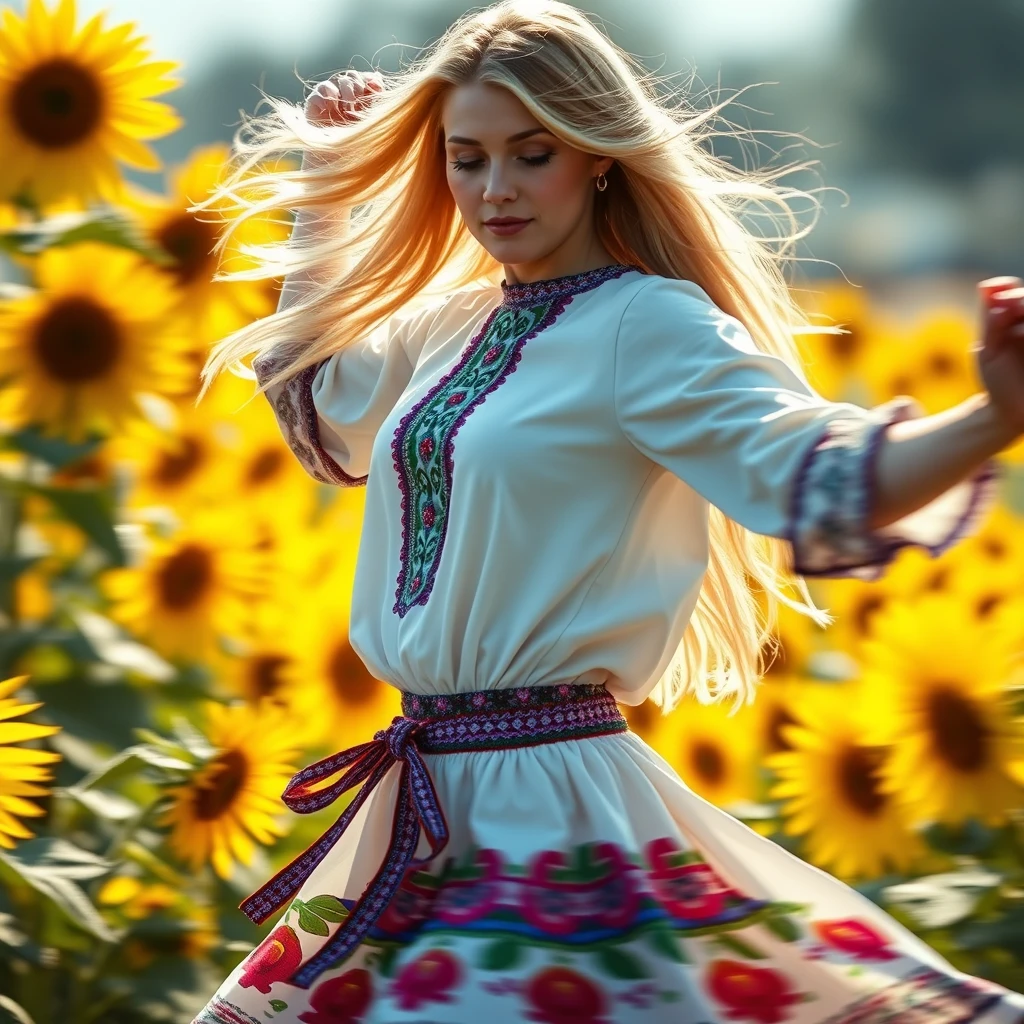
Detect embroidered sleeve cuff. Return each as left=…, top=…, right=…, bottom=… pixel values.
left=787, top=395, right=1001, bottom=580
left=252, top=349, right=367, bottom=487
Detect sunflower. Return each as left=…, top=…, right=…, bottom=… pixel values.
left=162, top=701, right=300, bottom=880
left=121, top=144, right=292, bottom=375
left=99, top=504, right=272, bottom=662
left=857, top=592, right=1024, bottom=828
left=764, top=682, right=928, bottom=882
left=646, top=692, right=761, bottom=808
left=0, top=0, right=182, bottom=208
left=0, top=241, right=196, bottom=442
left=0, top=674, right=61, bottom=847
left=793, top=281, right=885, bottom=402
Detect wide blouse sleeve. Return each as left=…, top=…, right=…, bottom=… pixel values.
left=613, top=276, right=1000, bottom=580
left=252, top=300, right=445, bottom=485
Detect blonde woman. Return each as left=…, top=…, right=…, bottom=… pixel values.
left=191, top=2, right=1024, bottom=1021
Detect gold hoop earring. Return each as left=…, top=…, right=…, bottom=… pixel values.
left=595, top=172, right=608, bottom=192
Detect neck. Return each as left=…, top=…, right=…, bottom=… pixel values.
left=502, top=238, right=616, bottom=286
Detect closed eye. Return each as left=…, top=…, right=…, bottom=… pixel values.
left=450, top=153, right=553, bottom=172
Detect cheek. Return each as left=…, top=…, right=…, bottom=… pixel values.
left=532, top=163, right=588, bottom=214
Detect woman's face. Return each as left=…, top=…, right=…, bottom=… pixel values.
left=440, top=81, right=613, bottom=280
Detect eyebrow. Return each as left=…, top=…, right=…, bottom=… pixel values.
left=445, top=127, right=551, bottom=145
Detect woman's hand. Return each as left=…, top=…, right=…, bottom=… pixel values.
left=975, top=276, right=1024, bottom=441
left=304, top=69, right=383, bottom=127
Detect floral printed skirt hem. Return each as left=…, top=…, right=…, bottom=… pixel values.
left=190, top=732, right=1024, bottom=1024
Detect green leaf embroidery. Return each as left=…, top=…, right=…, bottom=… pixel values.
left=762, top=915, right=802, bottom=943
left=478, top=938, right=526, bottom=971
left=304, top=895, right=348, bottom=922
left=643, top=926, right=690, bottom=963
left=593, top=945, right=652, bottom=980
left=268, top=1000, right=288, bottom=1012
left=296, top=907, right=329, bottom=936
left=714, top=932, right=768, bottom=959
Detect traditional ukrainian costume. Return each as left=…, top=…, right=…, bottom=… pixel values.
left=194, top=265, right=1023, bottom=1023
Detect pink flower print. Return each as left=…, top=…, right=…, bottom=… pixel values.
left=483, top=344, right=502, bottom=364
left=435, top=697, right=449, bottom=712
left=472, top=693, right=487, bottom=707
left=523, top=966, right=609, bottom=1024
left=238, top=924, right=303, bottom=993
left=389, top=949, right=464, bottom=1012
left=516, top=688, right=531, bottom=702
left=812, top=917, right=900, bottom=961
left=447, top=391, right=466, bottom=406
left=644, top=837, right=737, bottom=921
left=705, top=959, right=804, bottom=1024
left=410, top=575, right=421, bottom=593
left=418, top=437, right=434, bottom=460
left=422, top=504, right=435, bottom=528
left=298, top=968, right=373, bottom=1023
left=557, top=685, right=570, bottom=697
left=375, top=868, right=437, bottom=935
left=434, top=848, right=503, bottom=925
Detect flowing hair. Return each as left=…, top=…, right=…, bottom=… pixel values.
left=191, top=0, right=842, bottom=716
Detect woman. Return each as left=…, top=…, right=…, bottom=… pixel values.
left=191, top=1, right=1024, bottom=1020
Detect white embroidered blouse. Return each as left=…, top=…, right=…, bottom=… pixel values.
left=252, top=264, right=998, bottom=706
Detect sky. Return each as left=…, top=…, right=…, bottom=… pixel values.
left=12, top=0, right=857, bottom=68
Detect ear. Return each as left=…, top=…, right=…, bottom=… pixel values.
left=594, top=156, right=615, bottom=177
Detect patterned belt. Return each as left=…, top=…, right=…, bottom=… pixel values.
left=238, top=681, right=627, bottom=988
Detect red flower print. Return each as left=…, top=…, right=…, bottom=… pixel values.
left=238, top=924, right=303, bottom=993
left=434, top=848, right=503, bottom=925
left=705, top=959, right=804, bottom=1024
left=389, top=949, right=463, bottom=1012
left=644, top=837, right=738, bottom=921
left=524, top=966, right=609, bottom=1024
left=298, top=968, right=372, bottom=1023
left=812, top=918, right=900, bottom=961
left=375, top=867, right=438, bottom=935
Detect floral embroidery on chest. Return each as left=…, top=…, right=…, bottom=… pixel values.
left=389, top=262, right=641, bottom=617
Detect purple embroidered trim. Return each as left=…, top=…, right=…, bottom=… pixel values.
left=499, top=262, right=641, bottom=307
left=252, top=349, right=366, bottom=486
left=786, top=396, right=1001, bottom=580
left=237, top=683, right=626, bottom=989
left=402, top=681, right=610, bottom=717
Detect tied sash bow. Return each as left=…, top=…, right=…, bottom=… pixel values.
left=238, top=714, right=449, bottom=988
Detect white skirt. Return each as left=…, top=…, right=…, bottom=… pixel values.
left=192, top=729, right=1024, bottom=1023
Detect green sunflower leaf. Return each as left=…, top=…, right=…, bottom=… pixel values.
left=593, top=945, right=652, bottom=979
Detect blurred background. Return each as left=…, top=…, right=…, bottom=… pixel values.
left=1, top=0, right=1023, bottom=1021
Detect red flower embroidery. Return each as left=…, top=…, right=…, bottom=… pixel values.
left=705, top=959, right=804, bottom=1024
left=434, top=848, right=503, bottom=925
left=297, top=968, right=372, bottom=1023
left=644, top=837, right=738, bottom=920
left=389, top=949, right=463, bottom=1011
left=524, top=966, right=609, bottom=1024
left=238, top=924, right=303, bottom=993
left=812, top=918, right=900, bottom=961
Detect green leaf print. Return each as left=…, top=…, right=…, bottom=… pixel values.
left=643, top=926, right=690, bottom=963
left=713, top=932, right=768, bottom=959
left=478, top=937, right=526, bottom=971
left=304, top=895, right=348, bottom=922
left=269, top=1001, right=288, bottom=1012
left=762, top=915, right=802, bottom=942
left=296, top=907, right=330, bottom=936
left=376, top=945, right=399, bottom=977
left=594, top=945, right=652, bottom=980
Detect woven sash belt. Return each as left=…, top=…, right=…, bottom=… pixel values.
left=238, top=681, right=627, bottom=988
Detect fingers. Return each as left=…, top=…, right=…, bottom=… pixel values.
left=980, top=283, right=1024, bottom=355
left=306, top=70, right=384, bottom=125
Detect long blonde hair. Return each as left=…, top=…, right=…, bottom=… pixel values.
left=192, top=0, right=841, bottom=716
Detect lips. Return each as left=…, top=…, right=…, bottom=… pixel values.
left=484, top=218, right=530, bottom=225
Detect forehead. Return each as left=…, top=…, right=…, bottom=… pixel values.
left=441, top=81, right=537, bottom=134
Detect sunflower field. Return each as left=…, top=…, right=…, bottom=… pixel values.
left=1, top=1, right=1023, bottom=1021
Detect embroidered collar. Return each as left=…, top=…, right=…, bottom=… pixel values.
left=499, top=262, right=641, bottom=307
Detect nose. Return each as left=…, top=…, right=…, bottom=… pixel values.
left=482, top=162, right=516, bottom=204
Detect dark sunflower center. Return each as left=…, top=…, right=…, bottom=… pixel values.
left=157, top=544, right=213, bottom=610
left=691, top=740, right=724, bottom=784
left=328, top=637, right=381, bottom=707
left=11, top=58, right=102, bottom=148
left=34, top=297, right=121, bottom=382
left=154, top=436, right=204, bottom=486
left=889, top=373, right=913, bottom=396
left=925, top=567, right=950, bottom=592
left=976, top=593, right=1003, bottom=620
left=766, top=703, right=798, bottom=754
left=929, top=353, right=956, bottom=377
left=246, top=449, right=286, bottom=487
left=927, top=685, right=989, bottom=772
left=249, top=653, right=290, bottom=699
left=981, top=537, right=1007, bottom=560
left=156, top=215, right=218, bottom=285
left=838, top=744, right=888, bottom=816
left=827, top=326, right=861, bottom=362
left=193, top=748, right=247, bottom=821
left=853, top=593, right=887, bottom=638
